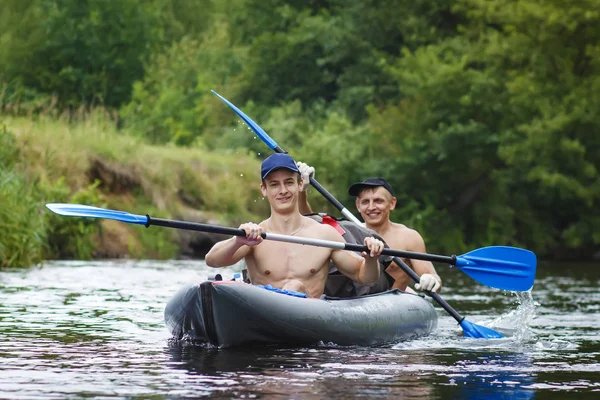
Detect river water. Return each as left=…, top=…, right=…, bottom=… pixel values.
left=0, top=259, right=598, bottom=399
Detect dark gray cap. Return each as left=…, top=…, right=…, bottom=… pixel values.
left=348, top=177, right=395, bottom=196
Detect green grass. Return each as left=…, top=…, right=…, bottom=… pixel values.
left=1, top=109, right=268, bottom=268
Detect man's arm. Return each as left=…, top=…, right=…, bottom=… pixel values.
left=326, top=227, right=383, bottom=285
left=298, top=191, right=312, bottom=214
left=405, top=230, right=442, bottom=292
left=205, top=223, right=262, bottom=268
left=296, top=161, right=314, bottom=214
left=384, top=229, right=442, bottom=292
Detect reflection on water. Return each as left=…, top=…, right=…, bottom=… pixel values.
left=0, top=260, right=599, bottom=399
left=446, top=352, right=536, bottom=399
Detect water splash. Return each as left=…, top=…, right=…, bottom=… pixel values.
left=488, top=291, right=538, bottom=343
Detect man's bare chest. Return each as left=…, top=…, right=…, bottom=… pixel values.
left=382, top=229, right=413, bottom=251
left=251, top=242, right=331, bottom=278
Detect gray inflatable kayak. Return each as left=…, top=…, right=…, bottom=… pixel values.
left=164, top=281, right=438, bottom=347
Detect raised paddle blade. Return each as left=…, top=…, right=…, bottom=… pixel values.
left=211, top=90, right=279, bottom=150
left=455, top=246, right=537, bottom=292
left=45, top=203, right=148, bottom=225
left=459, top=319, right=504, bottom=339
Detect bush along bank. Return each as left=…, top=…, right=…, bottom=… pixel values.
left=1, top=114, right=266, bottom=269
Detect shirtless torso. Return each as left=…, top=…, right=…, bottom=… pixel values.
left=205, top=163, right=384, bottom=298
left=244, top=218, right=334, bottom=298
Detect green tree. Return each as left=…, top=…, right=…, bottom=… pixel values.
left=121, top=21, right=246, bottom=146
left=364, top=0, right=600, bottom=257
left=5, top=0, right=163, bottom=108
left=463, top=0, right=600, bottom=257
left=154, top=0, right=216, bottom=43
left=231, top=0, right=463, bottom=119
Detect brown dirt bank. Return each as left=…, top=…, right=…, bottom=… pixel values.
left=86, top=157, right=261, bottom=260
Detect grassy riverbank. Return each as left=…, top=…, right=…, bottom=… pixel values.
left=1, top=111, right=267, bottom=268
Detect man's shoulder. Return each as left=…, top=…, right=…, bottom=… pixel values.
left=257, top=217, right=271, bottom=226
left=387, top=223, right=425, bottom=246
left=390, top=222, right=419, bottom=234
left=301, top=215, right=321, bottom=225
left=302, top=216, right=343, bottom=239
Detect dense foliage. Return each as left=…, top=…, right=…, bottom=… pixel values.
left=1, top=0, right=598, bottom=260
left=0, top=126, right=103, bottom=268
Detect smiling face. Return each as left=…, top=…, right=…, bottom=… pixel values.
left=260, top=169, right=303, bottom=214
left=355, top=187, right=397, bottom=229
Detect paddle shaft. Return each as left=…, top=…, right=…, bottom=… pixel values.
left=148, top=215, right=456, bottom=264
left=44, top=203, right=452, bottom=262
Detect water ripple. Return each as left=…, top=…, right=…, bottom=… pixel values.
left=0, top=260, right=598, bottom=399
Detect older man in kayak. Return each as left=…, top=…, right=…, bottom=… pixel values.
left=296, top=162, right=442, bottom=294
left=205, top=153, right=385, bottom=299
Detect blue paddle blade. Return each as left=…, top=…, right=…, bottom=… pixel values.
left=455, top=246, right=536, bottom=291
left=460, top=319, right=504, bottom=339
left=46, top=203, right=148, bottom=225
left=211, top=90, right=279, bottom=150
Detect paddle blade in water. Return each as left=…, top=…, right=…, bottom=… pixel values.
left=460, top=319, right=504, bottom=339
left=455, top=246, right=537, bottom=291
left=46, top=203, right=148, bottom=225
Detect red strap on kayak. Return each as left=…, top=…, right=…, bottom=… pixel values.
left=322, top=215, right=345, bottom=235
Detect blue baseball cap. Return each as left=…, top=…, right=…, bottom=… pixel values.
left=260, top=153, right=300, bottom=180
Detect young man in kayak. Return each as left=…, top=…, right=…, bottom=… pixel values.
left=205, top=153, right=385, bottom=299
left=296, top=163, right=442, bottom=294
